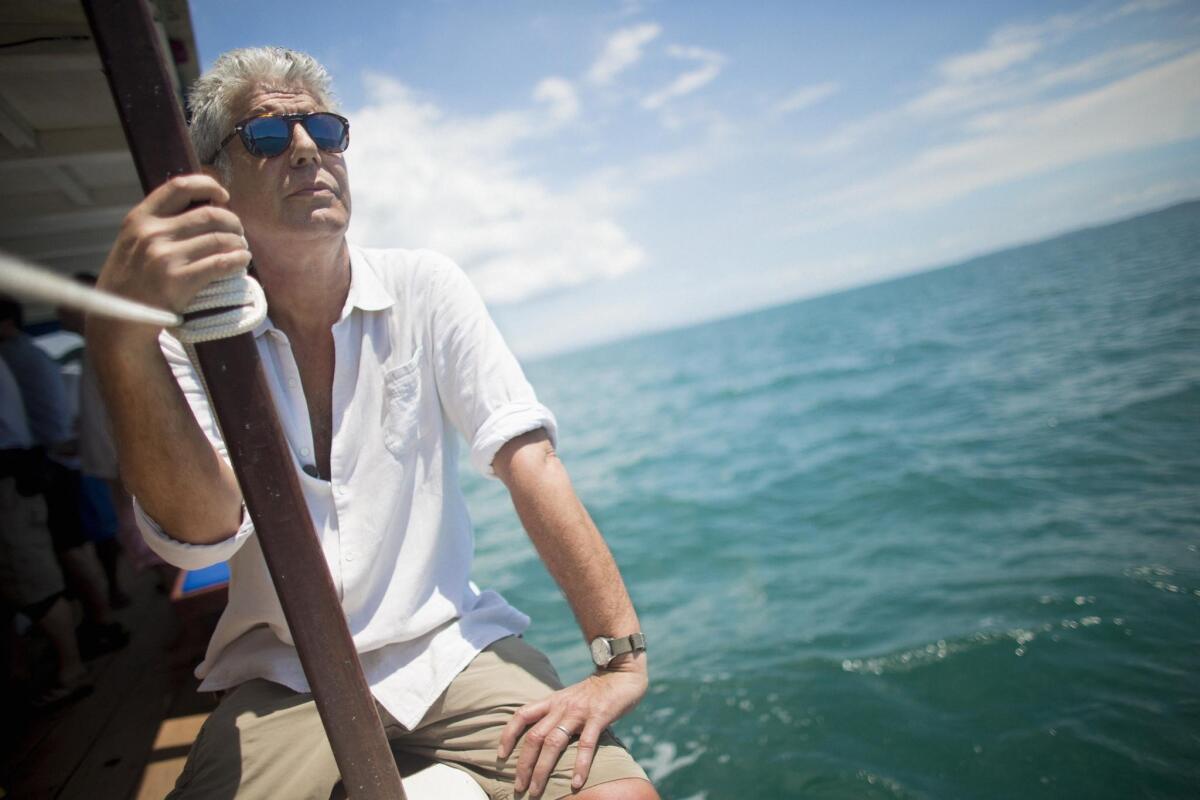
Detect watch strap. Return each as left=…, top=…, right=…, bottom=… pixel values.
left=608, top=632, right=646, bottom=660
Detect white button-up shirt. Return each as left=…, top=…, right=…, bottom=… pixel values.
left=135, top=245, right=557, bottom=728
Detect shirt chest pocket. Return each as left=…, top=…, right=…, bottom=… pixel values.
left=382, top=346, right=424, bottom=457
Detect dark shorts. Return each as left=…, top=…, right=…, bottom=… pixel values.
left=45, top=461, right=88, bottom=552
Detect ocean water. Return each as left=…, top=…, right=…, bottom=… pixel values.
left=463, top=201, right=1200, bottom=799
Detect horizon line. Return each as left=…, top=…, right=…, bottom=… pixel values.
left=520, top=195, right=1200, bottom=364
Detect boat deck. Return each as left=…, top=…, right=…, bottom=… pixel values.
left=2, top=568, right=219, bottom=800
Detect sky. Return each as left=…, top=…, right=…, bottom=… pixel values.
left=191, top=0, right=1200, bottom=357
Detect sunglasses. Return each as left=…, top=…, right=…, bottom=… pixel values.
left=211, top=112, right=350, bottom=162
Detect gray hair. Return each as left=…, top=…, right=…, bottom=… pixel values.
left=188, top=46, right=338, bottom=179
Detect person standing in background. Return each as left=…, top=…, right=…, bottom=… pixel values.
left=0, top=296, right=129, bottom=657
left=0, top=354, right=92, bottom=708
left=59, top=274, right=166, bottom=602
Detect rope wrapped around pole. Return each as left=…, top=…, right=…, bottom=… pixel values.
left=79, top=2, right=407, bottom=797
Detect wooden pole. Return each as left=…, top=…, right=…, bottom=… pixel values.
left=80, top=2, right=407, bottom=797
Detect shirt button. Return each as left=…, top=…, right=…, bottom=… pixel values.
left=345, top=552, right=355, bottom=561
left=335, top=485, right=346, bottom=496
left=300, top=447, right=310, bottom=456
left=288, top=377, right=298, bottom=387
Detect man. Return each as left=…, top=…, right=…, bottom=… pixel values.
left=89, top=47, right=657, bottom=799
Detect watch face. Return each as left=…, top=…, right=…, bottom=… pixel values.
left=591, top=637, right=612, bottom=666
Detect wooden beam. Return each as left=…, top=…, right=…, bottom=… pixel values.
left=0, top=91, right=36, bottom=149
left=0, top=39, right=98, bottom=73
left=0, top=204, right=126, bottom=238
left=29, top=243, right=112, bottom=267
left=0, top=185, right=141, bottom=222
left=5, top=226, right=115, bottom=262
left=39, top=163, right=93, bottom=205
left=0, top=126, right=130, bottom=168
left=10, top=250, right=116, bottom=282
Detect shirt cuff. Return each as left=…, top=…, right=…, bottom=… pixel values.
left=470, top=402, right=559, bottom=478
left=133, top=497, right=254, bottom=570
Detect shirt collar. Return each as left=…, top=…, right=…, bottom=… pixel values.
left=341, top=243, right=395, bottom=318
left=251, top=242, right=394, bottom=338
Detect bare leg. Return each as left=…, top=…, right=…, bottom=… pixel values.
left=37, top=596, right=86, bottom=685
left=58, top=543, right=113, bottom=625
left=58, top=544, right=130, bottom=657
left=95, top=537, right=130, bottom=608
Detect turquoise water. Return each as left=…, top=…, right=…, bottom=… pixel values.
left=464, top=201, right=1200, bottom=799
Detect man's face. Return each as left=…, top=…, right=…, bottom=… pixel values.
left=215, top=86, right=352, bottom=245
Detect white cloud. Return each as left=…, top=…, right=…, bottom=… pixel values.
left=634, top=145, right=716, bottom=182
left=938, top=36, right=1043, bottom=83
left=1114, top=0, right=1178, bottom=18
left=641, top=45, right=726, bottom=110
left=346, top=76, right=645, bottom=304
left=932, top=10, right=1099, bottom=85
left=915, top=3, right=1181, bottom=115
left=566, top=114, right=735, bottom=219
left=773, top=82, right=839, bottom=115
left=532, top=76, right=580, bottom=124
left=1104, top=176, right=1200, bottom=212
left=961, top=39, right=1190, bottom=131
left=911, top=15, right=1084, bottom=114
left=914, top=37, right=1189, bottom=120
left=798, top=0, right=1194, bottom=157
left=587, top=23, right=661, bottom=85
left=793, top=50, right=1200, bottom=228
left=617, top=0, right=645, bottom=17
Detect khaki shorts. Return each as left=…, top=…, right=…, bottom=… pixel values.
left=168, top=635, right=649, bottom=799
left=0, top=476, right=64, bottom=609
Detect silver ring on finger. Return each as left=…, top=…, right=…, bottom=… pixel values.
left=554, top=724, right=573, bottom=739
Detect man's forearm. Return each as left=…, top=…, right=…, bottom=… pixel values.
left=494, top=429, right=655, bottom=798
left=495, top=430, right=643, bottom=655
left=86, top=174, right=252, bottom=545
left=89, top=322, right=243, bottom=544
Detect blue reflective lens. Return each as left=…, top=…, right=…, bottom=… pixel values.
left=239, top=113, right=349, bottom=158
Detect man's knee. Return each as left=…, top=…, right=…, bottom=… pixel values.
left=571, top=777, right=660, bottom=800
left=169, top=681, right=341, bottom=800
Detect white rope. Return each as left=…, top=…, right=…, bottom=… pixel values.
left=172, top=270, right=268, bottom=442
left=0, top=248, right=262, bottom=445
left=171, top=270, right=268, bottom=344
left=0, top=249, right=180, bottom=327
left=0, top=249, right=267, bottom=343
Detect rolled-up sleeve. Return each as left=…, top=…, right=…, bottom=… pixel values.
left=132, top=331, right=257, bottom=568
left=426, top=255, right=558, bottom=477
left=134, top=497, right=253, bottom=570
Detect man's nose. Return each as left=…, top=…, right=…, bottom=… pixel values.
left=289, top=120, right=320, bottom=166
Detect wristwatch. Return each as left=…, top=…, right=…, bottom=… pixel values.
left=590, top=632, right=647, bottom=668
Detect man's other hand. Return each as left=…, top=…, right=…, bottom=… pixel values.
left=497, top=652, right=649, bottom=797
